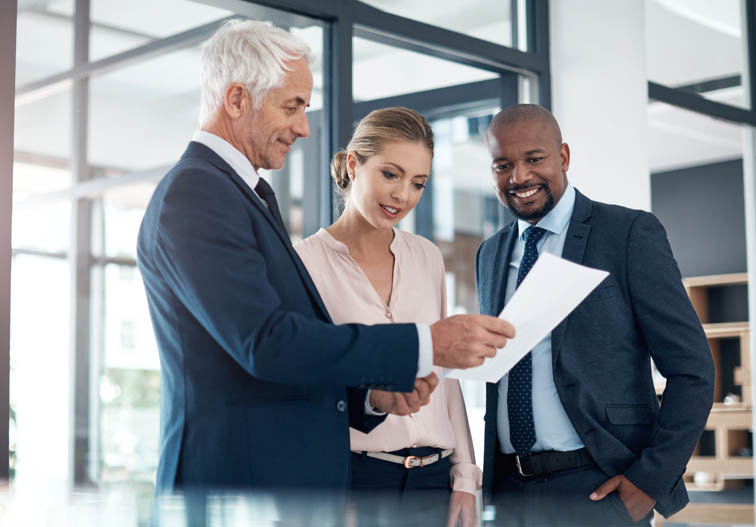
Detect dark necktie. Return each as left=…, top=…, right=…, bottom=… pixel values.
left=508, top=225, right=547, bottom=455
left=254, top=177, right=287, bottom=233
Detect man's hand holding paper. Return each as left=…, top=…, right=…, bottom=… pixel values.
left=446, top=253, right=608, bottom=382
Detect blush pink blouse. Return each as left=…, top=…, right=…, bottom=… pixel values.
left=294, top=228, right=482, bottom=494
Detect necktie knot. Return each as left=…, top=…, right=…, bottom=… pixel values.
left=254, top=177, right=275, bottom=199
left=525, top=226, right=546, bottom=245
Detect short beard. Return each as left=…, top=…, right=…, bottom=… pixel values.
left=505, top=184, right=555, bottom=221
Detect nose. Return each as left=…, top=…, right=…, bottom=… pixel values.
left=391, top=180, right=410, bottom=204
left=293, top=109, right=310, bottom=138
left=510, top=162, right=530, bottom=185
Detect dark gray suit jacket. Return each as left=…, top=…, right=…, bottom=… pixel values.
left=476, top=189, right=714, bottom=517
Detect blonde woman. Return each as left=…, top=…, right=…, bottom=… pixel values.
left=295, top=107, right=480, bottom=526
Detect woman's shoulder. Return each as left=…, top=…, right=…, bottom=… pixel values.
left=293, top=228, right=338, bottom=265
left=396, top=229, right=443, bottom=261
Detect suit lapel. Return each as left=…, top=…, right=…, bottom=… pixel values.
left=490, top=223, right=518, bottom=316
left=184, top=142, right=333, bottom=322
left=551, top=190, right=592, bottom=367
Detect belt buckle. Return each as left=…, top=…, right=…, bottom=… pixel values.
left=514, top=455, right=534, bottom=477
left=403, top=455, right=420, bottom=469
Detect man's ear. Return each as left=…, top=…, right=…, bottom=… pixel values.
left=223, top=83, right=248, bottom=119
left=560, top=142, right=570, bottom=173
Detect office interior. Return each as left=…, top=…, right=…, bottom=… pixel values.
left=1, top=0, right=755, bottom=525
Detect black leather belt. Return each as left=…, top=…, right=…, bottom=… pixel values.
left=499, top=448, right=595, bottom=477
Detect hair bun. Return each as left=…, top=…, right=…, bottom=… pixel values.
left=330, top=150, right=351, bottom=192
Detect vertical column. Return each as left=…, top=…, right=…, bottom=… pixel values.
left=549, top=0, right=649, bottom=210
left=0, top=0, right=18, bottom=484
left=325, top=9, right=353, bottom=224
left=71, top=0, right=94, bottom=486
left=741, top=0, right=756, bottom=509
left=530, top=0, right=551, bottom=110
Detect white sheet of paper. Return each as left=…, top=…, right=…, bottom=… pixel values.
left=444, top=252, right=608, bottom=382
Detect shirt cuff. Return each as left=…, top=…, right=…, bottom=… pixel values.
left=450, top=462, right=483, bottom=495
left=416, top=323, right=433, bottom=377
left=364, top=389, right=387, bottom=416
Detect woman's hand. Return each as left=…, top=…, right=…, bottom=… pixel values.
left=447, top=490, right=477, bottom=527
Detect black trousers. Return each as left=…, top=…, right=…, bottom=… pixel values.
left=488, top=451, right=654, bottom=527
left=348, top=447, right=452, bottom=527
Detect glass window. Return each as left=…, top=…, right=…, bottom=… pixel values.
left=9, top=255, right=71, bottom=494
left=645, top=0, right=747, bottom=109
left=12, top=162, right=71, bottom=254
left=353, top=36, right=498, bottom=101
left=93, top=182, right=157, bottom=260
left=90, top=0, right=235, bottom=61
left=359, top=0, right=516, bottom=49
left=15, top=0, right=74, bottom=87
left=648, top=101, right=744, bottom=171
left=14, top=88, right=72, bottom=167
left=98, top=263, right=160, bottom=488
left=88, top=47, right=204, bottom=172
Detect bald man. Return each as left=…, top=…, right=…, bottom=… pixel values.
left=476, top=104, right=714, bottom=525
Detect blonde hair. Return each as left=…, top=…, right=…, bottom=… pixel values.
left=330, top=107, right=434, bottom=196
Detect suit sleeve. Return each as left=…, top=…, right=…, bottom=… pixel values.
left=621, top=212, right=715, bottom=504
left=146, top=169, right=418, bottom=391
left=347, top=387, right=387, bottom=433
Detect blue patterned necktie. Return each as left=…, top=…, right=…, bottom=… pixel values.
left=508, top=225, right=547, bottom=456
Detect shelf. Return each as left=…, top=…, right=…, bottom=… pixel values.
left=702, top=321, right=750, bottom=339
left=687, top=457, right=752, bottom=476
left=656, top=503, right=755, bottom=526
left=683, top=273, right=748, bottom=288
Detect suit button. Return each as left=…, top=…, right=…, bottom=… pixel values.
left=336, top=400, right=347, bottom=412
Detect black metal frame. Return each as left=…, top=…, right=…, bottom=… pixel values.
left=646, top=0, right=756, bottom=129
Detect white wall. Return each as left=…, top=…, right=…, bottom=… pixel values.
left=549, top=0, right=651, bottom=210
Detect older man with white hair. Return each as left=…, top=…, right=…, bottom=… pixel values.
left=137, top=20, right=514, bottom=492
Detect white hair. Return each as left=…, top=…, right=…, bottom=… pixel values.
left=199, top=19, right=314, bottom=125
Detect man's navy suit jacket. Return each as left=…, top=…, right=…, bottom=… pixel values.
left=476, top=189, right=714, bottom=517
left=137, top=142, right=418, bottom=491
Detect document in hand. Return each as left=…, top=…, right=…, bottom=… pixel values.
left=445, top=252, right=609, bottom=382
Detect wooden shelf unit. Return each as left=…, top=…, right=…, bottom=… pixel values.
left=679, top=273, right=752, bottom=493
left=686, top=408, right=752, bottom=476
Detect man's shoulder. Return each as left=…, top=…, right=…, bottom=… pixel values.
left=479, top=221, right=516, bottom=254
left=581, top=193, right=653, bottom=228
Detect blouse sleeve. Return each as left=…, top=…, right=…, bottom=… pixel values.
left=436, top=248, right=482, bottom=494
left=447, top=378, right=483, bottom=494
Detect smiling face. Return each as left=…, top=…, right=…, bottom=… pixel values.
left=235, top=58, right=313, bottom=171
left=346, top=140, right=432, bottom=231
left=487, top=118, right=570, bottom=223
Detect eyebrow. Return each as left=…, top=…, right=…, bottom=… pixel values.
left=492, top=148, right=547, bottom=163
left=285, top=96, right=308, bottom=107
left=383, top=162, right=406, bottom=174
left=384, top=162, right=429, bottom=178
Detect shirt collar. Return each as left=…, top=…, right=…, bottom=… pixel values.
left=517, top=183, right=576, bottom=240
left=192, top=130, right=260, bottom=192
